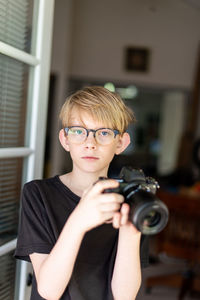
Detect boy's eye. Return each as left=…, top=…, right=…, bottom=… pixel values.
left=98, top=130, right=111, bottom=137
left=101, top=131, right=109, bottom=136
left=69, top=128, right=84, bottom=135
left=76, top=129, right=83, bottom=135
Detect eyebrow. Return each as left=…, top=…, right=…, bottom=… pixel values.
left=67, top=125, right=113, bottom=130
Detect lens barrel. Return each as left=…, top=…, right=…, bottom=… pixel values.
left=128, top=190, right=169, bottom=235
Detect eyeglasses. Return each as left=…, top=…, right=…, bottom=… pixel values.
left=64, top=126, right=120, bottom=145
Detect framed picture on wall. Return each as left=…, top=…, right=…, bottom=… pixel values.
left=125, top=46, right=150, bottom=72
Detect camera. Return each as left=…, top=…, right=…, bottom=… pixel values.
left=103, top=166, right=169, bottom=235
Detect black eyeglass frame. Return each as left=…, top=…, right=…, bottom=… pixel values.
left=64, top=126, right=120, bottom=139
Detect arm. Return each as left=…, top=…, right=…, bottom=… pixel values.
left=30, top=179, right=123, bottom=300
left=111, top=205, right=142, bottom=300
left=30, top=211, right=85, bottom=300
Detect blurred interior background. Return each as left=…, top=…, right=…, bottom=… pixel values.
left=0, top=0, right=200, bottom=299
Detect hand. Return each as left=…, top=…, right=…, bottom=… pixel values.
left=112, top=203, right=140, bottom=234
left=73, top=179, right=124, bottom=232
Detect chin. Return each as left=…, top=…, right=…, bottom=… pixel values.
left=81, top=164, right=108, bottom=175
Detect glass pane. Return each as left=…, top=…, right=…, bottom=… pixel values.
left=0, top=158, right=23, bottom=247
left=0, top=54, right=29, bottom=148
left=0, top=0, right=34, bottom=53
left=0, top=251, right=16, bottom=300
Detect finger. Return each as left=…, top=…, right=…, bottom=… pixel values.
left=120, top=203, right=130, bottom=226
left=112, top=212, right=121, bottom=229
left=105, top=219, right=112, bottom=224
left=103, top=212, right=115, bottom=222
left=91, top=179, right=119, bottom=195
left=100, top=193, right=124, bottom=204
left=100, top=202, right=121, bottom=212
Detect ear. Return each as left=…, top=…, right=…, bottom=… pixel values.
left=115, top=132, right=131, bottom=155
left=59, top=129, right=70, bottom=152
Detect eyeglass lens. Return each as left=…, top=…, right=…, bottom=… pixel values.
left=66, top=127, right=116, bottom=145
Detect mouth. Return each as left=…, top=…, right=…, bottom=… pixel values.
left=81, top=156, right=99, bottom=161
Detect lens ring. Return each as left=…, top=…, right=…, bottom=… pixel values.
left=133, top=200, right=169, bottom=235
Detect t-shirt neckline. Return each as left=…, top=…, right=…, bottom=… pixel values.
left=55, top=175, right=81, bottom=201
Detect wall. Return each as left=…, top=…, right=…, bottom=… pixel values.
left=70, top=0, right=200, bottom=89
left=48, top=0, right=200, bottom=176
left=49, top=0, right=74, bottom=176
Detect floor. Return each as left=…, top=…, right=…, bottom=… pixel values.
left=136, top=255, right=200, bottom=300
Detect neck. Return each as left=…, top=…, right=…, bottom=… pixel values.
left=61, top=165, right=109, bottom=197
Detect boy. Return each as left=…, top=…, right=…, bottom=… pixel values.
left=15, top=86, right=148, bottom=300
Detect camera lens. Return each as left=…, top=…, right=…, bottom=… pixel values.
left=129, top=191, right=169, bottom=235
left=143, top=210, right=161, bottom=228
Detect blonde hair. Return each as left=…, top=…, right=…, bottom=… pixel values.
left=59, top=86, right=136, bottom=133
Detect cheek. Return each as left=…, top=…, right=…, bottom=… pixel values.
left=109, top=141, right=120, bottom=154
left=67, top=144, right=80, bottom=157
left=100, top=145, right=117, bottom=160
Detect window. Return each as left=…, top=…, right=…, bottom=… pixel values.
left=0, top=1, right=54, bottom=299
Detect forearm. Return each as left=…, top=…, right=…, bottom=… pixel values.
left=37, top=210, right=86, bottom=300
left=111, top=224, right=142, bottom=300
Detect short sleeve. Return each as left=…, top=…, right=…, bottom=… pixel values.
left=14, top=182, right=55, bottom=262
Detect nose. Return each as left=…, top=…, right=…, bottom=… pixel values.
left=84, top=131, right=97, bottom=148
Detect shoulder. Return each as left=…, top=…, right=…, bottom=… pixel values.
left=21, top=176, right=60, bottom=208
left=23, top=176, right=60, bottom=196
left=24, top=176, right=58, bottom=189
left=21, top=175, right=79, bottom=216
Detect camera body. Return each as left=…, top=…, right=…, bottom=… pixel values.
left=103, top=166, right=169, bottom=235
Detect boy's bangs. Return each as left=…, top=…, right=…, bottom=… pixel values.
left=89, top=106, right=121, bottom=131
left=65, top=103, right=123, bottom=132
left=59, top=86, right=135, bottom=132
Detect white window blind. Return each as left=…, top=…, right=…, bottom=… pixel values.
left=0, top=0, right=30, bottom=52
left=0, top=1, right=32, bottom=299
left=0, top=54, right=28, bottom=148
left=0, top=158, right=22, bottom=245
left=0, top=251, right=16, bottom=299
left=0, top=158, right=22, bottom=300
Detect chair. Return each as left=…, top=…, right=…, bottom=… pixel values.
left=145, top=189, right=200, bottom=300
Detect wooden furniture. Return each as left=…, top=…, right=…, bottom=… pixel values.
left=146, top=189, right=200, bottom=300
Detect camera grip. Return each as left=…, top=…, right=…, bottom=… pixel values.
left=103, top=187, right=121, bottom=194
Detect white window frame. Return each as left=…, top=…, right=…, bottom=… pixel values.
left=0, top=0, right=55, bottom=299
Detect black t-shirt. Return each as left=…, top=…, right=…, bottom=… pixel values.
left=15, top=176, right=149, bottom=300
